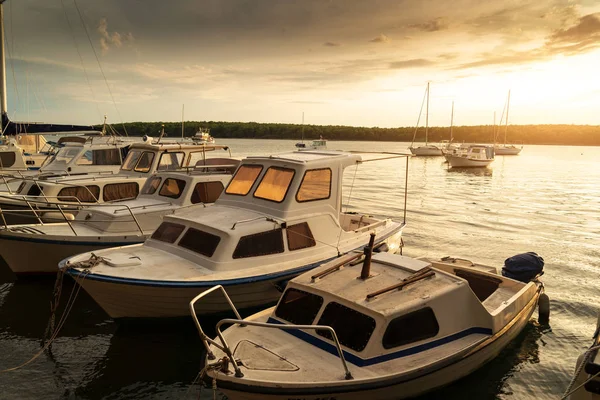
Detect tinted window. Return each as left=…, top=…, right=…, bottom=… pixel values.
left=286, top=222, right=316, bottom=251
left=27, top=184, right=43, bottom=196
left=225, top=165, right=263, bottom=196
left=275, top=288, right=323, bottom=325
left=317, top=302, right=376, bottom=352
left=141, top=176, right=162, bottom=195
left=0, top=152, right=16, bottom=168
left=58, top=185, right=100, bottom=203
left=16, top=181, right=27, bottom=194
left=158, top=152, right=184, bottom=170
left=151, top=222, right=185, bottom=243
left=254, top=167, right=295, bottom=203
left=159, top=178, right=186, bottom=199
left=178, top=228, right=221, bottom=257
left=382, top=308, right=439, bottom=349
left=134, top=151, right=155, bottom=172
left=77, top=149, right=121, bottom=165
left=191, top=181, right=224, bottom=204
left=233, top=229, right=284, bottom=259
left=103, top=182, right=139, bottom=201
left=121, top=150, right=141, bottom=171
left=296, top=168, right=332, bottom=202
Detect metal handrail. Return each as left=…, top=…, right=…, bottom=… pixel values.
left=189, top=285, right=353, bottom=380
left=230, top=216, right=282, bottom=230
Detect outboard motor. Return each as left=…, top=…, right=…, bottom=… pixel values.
left=501, top=252, right=544, bottom=283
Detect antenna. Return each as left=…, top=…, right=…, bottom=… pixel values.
left=158, top=124, right=165, bottom=143
left=301, top=112, right=305, bottom=143
left=182, top=104, right=185, bottom=139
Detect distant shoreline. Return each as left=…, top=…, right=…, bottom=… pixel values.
left=95, top=121, right=600, bottom=147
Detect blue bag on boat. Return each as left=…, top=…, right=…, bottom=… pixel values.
left=501, top=252, right=544, bottom=283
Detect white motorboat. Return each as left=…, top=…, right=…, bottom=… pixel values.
left=447, top=144, right=495, bottom=168
left=0, top=160, right=237, bottom=275
left=408, top=82, right=442, bottom=156
left=193, top=128, right=215, bottom=144
left=62, top=150, right=408, bottom=319
left=193, top=253, right=545, bottom=400
left=0, top=134, right=54, bottom=172
left=565, top=313, right=600, bottom=400
left=0, top=141, right=232, bottom=225
left=296, top=138, right=327, bottom=151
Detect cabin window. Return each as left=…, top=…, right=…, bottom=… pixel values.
left=151, top=222, right=185, bottom=243
left=76, top=149, right=121, bottom=165
left=225, top=164, right=263, bottom=196
left=53, top=147, right=81, bottom=164
left=233, top=229, right=284, bottom=259
left=382, top=308, right=439, bottom=349
left=317, top=302, right=376, bottom=352
left=134, top=152, right=156, bottom=173
left=27, top=184, right=43, bottom=196
left=191, top=181, right=224, bottom=204
left=472, top=148, right=481, bottom=153
left=58, top=185, right=100, bottom=203
left=286, top=222, right=316, bottom=251
left=178, top=228, right=221, bottom=257
left=159, top=178, right=186, bottom=199
left=188, top=151, right=209, bottom=167
left=103, top=182, right=139, bottom=202
left=121, top=150, right=142, bottom=171
left=274, top=288, right=323, bottom=325
left=0, top=152, right=16, bottom=168
left=296, top=168, right=332, bottom=202
left=254, top=167, right=295, bottom=203
left=141, top=177, right=162, bottom=195
left=16, top=181, right=27, bottom=194
left=158, top=152, right=184, bottom=170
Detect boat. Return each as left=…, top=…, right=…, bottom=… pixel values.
left=447, top=144, right=495, bottom=168
left=0, top=134, right=55, bottom=172
left=192, top=252, right=545, bottom=400
left=0, top=160, right=237, bottom=276
left=564, top=313, right=600, bottom=399
left=192, top=128, right=215, bottom=144
left=0, top=141, right=232, bottom=225
left=408, top=82, right=442, bottom=156
left=440, top=101, right=461, bottom=161
left=61, top=150, right=408, bottom=319
left=296, top=138, right=327, bottom=151
left=494, top=91, right=522, bottom=156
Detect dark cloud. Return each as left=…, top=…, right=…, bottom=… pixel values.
left=389, top=59, right=435, bottom=69
left=369, top=34, right=390, bottom=43
left=549, top=12, right=600, bottom=47
left=409, top=17, right=448, bottom=32
left=324, top=42, right=341, bottom=47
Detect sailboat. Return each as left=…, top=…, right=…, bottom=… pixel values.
left=409, top=82, right=442, bottom=156
left=494, top=90, right=523, bottom=155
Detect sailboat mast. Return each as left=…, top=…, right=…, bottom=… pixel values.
left=181, top=104, right=184, bottom=138
left=493, top=111, right=496, bottom=144
left=0, top=1, right=8, bottom=131
left=504, top=90, right=511, bottom=145
left=449, top=101, right=454, bottom=142
left=425, top=82, right=429, bottom=145
left=301, top=112, right=305, bottom=143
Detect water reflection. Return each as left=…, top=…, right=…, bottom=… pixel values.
left=446, top=167, right=494, bottom=177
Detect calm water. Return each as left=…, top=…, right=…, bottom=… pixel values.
left=1, top=139, right=599, bottom=399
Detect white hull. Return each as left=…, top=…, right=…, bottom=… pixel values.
left=409, top=146, right=442, bottom=156
left=494, top=147, right=522, bottom=155
left=448, top=156, right=493, bottom=168
left=0, top=234, right=144, bottom=275
left=215, top=290, right=540, bottom=400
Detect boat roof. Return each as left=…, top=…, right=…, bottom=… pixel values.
left=128, top=142, right=229, bottom=152
left=244, top=150, right=361, bottom=167
left=290, top=253, right=465, bottom=318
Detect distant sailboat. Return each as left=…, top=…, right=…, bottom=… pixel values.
left=409, top=82, right=442, bottom=156
left=494, top=90, right=523, bottom=155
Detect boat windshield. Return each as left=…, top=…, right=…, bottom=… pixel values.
left=225, top=164, right=263, bottom=196
left=253, top=167, right=295, bottom=203
left=275, top=288, right=323, bottom=325
left=52, top=147, right=81, bottom=164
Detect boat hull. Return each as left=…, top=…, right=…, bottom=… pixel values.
left=448, top=157, right=493, bottom=168
left=409, top=146, right=442, bottom=156
left=213, top=288, right=541, bottom=400
left=494, top=147, right=522, bottom=155
left=0, top=233, right=145, bottom=275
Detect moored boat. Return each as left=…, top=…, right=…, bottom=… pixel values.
left=193, top=253, right=545, bottom=400
left=565, top=313, right=600, bottom=400
left=62, top=150, right=408, bottom=319
left=0, top=161, right=237, bottom=276
left=447, top=144, right=494, bottom=168
left=408, top=82, right=442, bottom=157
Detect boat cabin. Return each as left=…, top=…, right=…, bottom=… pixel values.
left=144, top=150, right=402, bottom=272
left=267, top=253, right=538, bottom=364
left=0, top=135, right=52, bottom=171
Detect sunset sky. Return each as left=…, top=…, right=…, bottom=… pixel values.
left=3, top=0, right=600, bottom=127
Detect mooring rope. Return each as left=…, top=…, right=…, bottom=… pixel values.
left=561, top=343, right=600, bottom=399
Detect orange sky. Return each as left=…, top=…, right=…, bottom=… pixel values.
left=3, top=0, right=600, bottom=127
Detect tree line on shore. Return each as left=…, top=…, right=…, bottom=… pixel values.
left=103, top=121, right=600, bottom=146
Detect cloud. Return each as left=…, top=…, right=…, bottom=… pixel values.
left=98, top=17, right=134, bottom=54
left=323, top=41, right=341, bottom=47
left=369, top=34, right=390, bottom=43
left=389, top=59, right=436, bottom=69
left=548, top=12, right=600, bottom=48
left=409, top=17, right=448, bottom=32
